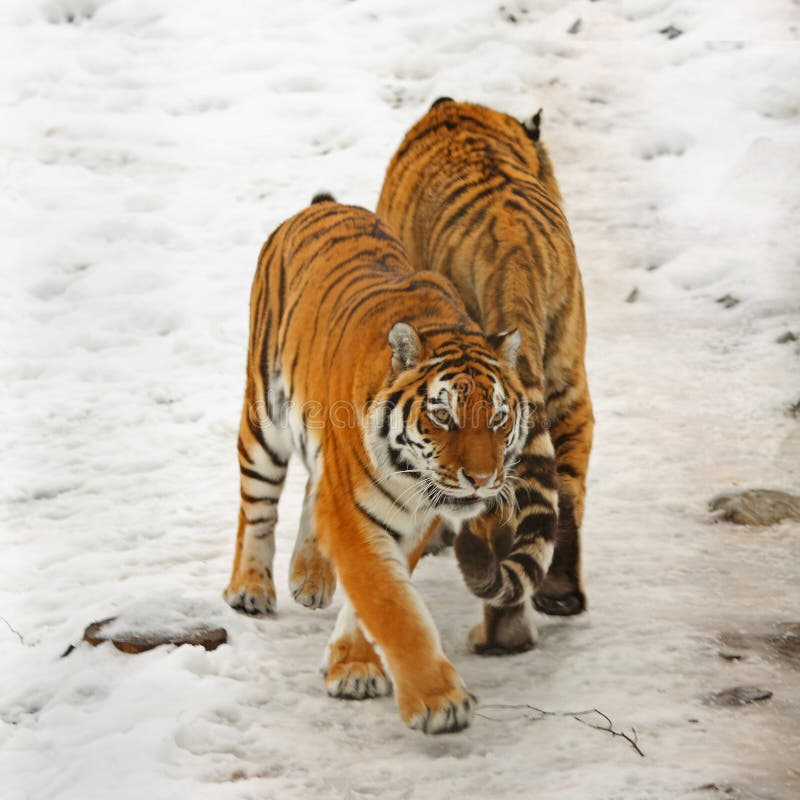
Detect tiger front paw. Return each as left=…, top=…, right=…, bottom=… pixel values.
left=468, top=602, right=538, bottom=655
left=397, top=662, right=476, bottom=734
left=323, top=625, right=389, bottom=699
left=290, top=546, right=336, bottom=610
left=325, top=661, right=391, bottom=699
left=223, top=570, right=276, bottom=616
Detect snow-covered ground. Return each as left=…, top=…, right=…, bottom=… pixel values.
left=2, top=1, right=799, bottom=798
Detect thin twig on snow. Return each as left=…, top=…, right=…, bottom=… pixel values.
left=477, top=703, right=645, bottom=758
left=0, top=615, right=25, bottom=646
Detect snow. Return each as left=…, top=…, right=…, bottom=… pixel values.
left=1, top=1, right=799, bottom=798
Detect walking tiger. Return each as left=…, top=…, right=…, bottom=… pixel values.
left=376, top=99, right=594, bottom=654
left=224, top=197, right=531, bottom=732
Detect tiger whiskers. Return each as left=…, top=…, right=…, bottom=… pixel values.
left=486, top=481, right=517, bottom=527
left=383, top=479, right=435, bottom=529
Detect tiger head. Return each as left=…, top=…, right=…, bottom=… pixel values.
left=366, top=322, right=529, bottom=523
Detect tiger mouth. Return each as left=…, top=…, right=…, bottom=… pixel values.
left=443, top=495, right=484, bottom=507
left=430, top=490, right=487, bottom=508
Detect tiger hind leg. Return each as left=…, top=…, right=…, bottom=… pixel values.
left=534, top=384, right=594, bottom=616
left=224, top=398, right=291, bottom=616
left=289, top=478, right=337, bottom=609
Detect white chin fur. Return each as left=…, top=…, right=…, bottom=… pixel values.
left=437, top=499, right=488, bottom=524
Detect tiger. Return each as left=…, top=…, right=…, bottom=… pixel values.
left=375, top=98, right=594, bottom=655
left=223, top=196, right=530, bottom=733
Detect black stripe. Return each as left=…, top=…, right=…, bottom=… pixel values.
left=355, top=454, right=408, bottom=511
left=466, top=193, right=494, bottom=235
left=509, top=184, right=565, bottom=232
left=289, top=203, right=344, bottom=238
left=556, top=463, right=580, bottom=479
left=553, top=423, right=586, bottom=452
left=401, top=396, right=414, bottom=425
left=246, top=415, right=289, bottom=467
left=508, top=552, right=543, bottom=583
left=415, top=325, right=477, bottom=339
left=432, top=182, right=507, bottom=257
left=302, top=229, right=381, bottom=270
left=525, top=417, right=551, bottom=441
left=308, top=252, right=389, bottom=352
left=292, top=219, right=356, bottom=256
left=500, top=562, right=524, bottom=603
left=237, top=436, right=254, bottom=465
left=276, top=246, right=286, bottom=329
left=331, top=278, right=448, bottom=331
left=387, top=445, right=419, bottom=478
left=328, top=279, right=463, bottom=361
left=516, top=454, right=557, bottom=488
left=298, top=427, right=308, bottom=465
left=514, top=486, right=553, bottom=512
left=516, top=178, right=566, bottom=221
left=516, top=511, right=557, bottom=539
left=546, top=384, right=569, bottom=406
left=240, top=466, right=285, bottom=486
left=477, top=571, right=503, bottom=599
left=280, top=231, right=381, bottom=355
left=251, top=284, right=266, bottom=354
left=265, top=309, right=276, bottom=384
left=485, top=214, right=500, bottom=260
left=507, top=199, right=561, bottom=259
left=431, top=339, right=468, bottom=350
left=393, top=117, right=457, bottom=162
left=354, top=501, right=403, bottom=541
left=240, top=492, right=280, bottom=504
left=289, top=349, right=301, bottom=395
left=380, top=390, right=403, bottom=437
left=459, top=110, right=532, bottom=164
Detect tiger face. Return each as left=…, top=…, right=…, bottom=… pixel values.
left=367, top=322, right=528, bottom=523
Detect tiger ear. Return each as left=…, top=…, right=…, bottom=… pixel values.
left=522, top=108, right=542, bottom=142
left=487, top=328, right=521, bottom=367
left=388, top=322, right=421, bottom=372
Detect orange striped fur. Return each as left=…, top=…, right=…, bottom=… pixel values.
left=377, top=99, right=594, bottom=653
left=224, top=199, right=532, bottom=732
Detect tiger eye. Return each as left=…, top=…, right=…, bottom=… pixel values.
left=432, top=408, right=450, bottom=425
left=493, top=412, right=509, bottom=429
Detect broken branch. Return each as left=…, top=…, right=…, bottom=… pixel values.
left=477, top=703, right=645, bottom=757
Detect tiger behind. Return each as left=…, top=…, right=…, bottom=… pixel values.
left=377, top=99, right=594, bottom=654
left=223, top=198, right=529, bottom=733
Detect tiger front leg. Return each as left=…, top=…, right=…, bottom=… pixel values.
left=289, top=479, right=337, bottom=609
left=322, top=600, right=391, bottom=699
left=456, top=514, right=542, bottom=655
left=316, top=493, right=475, bottom=734
left=454, top=426, right=558, bottom=653
left=321, top=517, right=441, bottom=696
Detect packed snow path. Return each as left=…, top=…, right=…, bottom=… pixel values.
left=1, top=2, right=798, bottom=798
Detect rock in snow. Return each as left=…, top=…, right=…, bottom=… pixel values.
left=705, top=687, right=774, bottom=707
left=82, top=618, right=227, bottom=654
left=709, top=490, right=800, bottom=526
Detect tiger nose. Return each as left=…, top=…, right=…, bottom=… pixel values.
left=462, top=469, right=494, bottom=489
